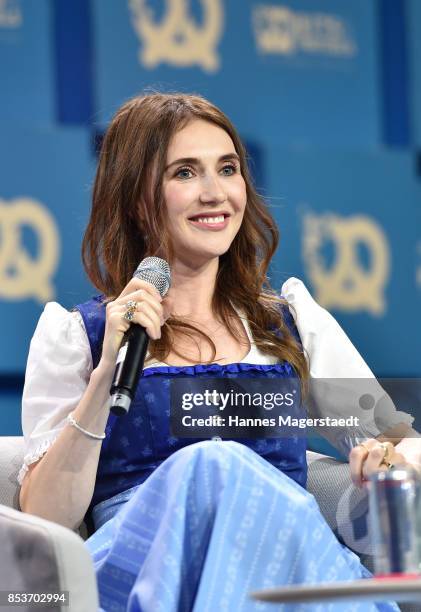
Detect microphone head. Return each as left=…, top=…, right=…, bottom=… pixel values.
left=133, top=257, right=171, bottom=297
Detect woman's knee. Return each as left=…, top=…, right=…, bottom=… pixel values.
left=174, top=439, right=249, bottom=464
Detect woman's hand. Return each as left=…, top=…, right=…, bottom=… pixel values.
left=99, top=278, right=173, bottom=368
left=349, top=436, right=421, bottom=487
left=349, top=439, right=407, bottom=487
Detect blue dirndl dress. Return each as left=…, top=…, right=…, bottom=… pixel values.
left=76, top=296, right=398, bottom=612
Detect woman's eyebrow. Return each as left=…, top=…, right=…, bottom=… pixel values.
left=165, top=153, right=240, bottom=171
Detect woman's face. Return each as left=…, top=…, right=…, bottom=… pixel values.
left=162, top=119, right=247, bottom=266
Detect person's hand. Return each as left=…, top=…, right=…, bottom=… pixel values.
left=394, top=435, right=421, bottom=476
left=100, top=278, right=173, bottom=368
left=349, top=439, right=406, bottom=487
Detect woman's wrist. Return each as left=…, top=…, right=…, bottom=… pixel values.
left=72, top=363, right=112, bottom=431
left=94, top=357, right=116, bottom=380
left=395, top=431, right=421, bottom=467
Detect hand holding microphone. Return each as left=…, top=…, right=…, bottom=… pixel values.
left=99, top=257, right=172, bottom=415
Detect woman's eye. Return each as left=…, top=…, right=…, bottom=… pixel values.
left=175, top=167, right=194, bottom=179
left=220, top=164, right=237, bottom=176
left=175, top=163, right=238, bottom=179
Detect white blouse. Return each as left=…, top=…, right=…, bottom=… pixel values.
left=18, top=277, right=413, bottom=485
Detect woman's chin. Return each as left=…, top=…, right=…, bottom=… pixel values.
left=174, top=246, right=230, bottom=267
left=176, top=240, right=233, bottom=260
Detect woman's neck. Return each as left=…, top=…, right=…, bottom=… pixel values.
left=169, top=258, right=219, bottom=319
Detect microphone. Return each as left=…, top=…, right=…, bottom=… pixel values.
left=110, top=257, right=171, bottom=416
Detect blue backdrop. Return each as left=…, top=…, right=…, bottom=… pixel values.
left=0, top=126, right=95, bottom=374
left=266, top=149, right=421, bottom=377
left=93, top=0, right=382, bottom=148
left=0, top=0, right=55, bottom=124
left=408, top=0, right=421, bottom=148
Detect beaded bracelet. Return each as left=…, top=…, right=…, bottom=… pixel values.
left=67, top=412, right=106, bottom=440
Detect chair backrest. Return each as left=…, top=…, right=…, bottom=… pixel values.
left=0, top=437, right=24, bottom=509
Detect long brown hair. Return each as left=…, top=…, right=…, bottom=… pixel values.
left=82, top=92, right=309, bottom=383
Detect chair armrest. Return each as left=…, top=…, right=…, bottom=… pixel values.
left=0, top=437, right=90, bottom=538
left=307, top=451, right=355, bottom=531
left=0, top=504, right=98, bottom=611
left=307, top=450, right=374, bottom=571
left=0, top=437, right=25, bottom=508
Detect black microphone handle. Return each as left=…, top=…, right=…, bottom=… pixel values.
left=110, top=324, right=149, bottom=416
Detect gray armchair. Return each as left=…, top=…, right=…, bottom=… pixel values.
left=0, top=436, right=407, bottom=611
left=0, top=437, right=98, bottom=612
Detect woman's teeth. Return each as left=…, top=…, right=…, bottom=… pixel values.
left=194, top=216, right=225, bottom=224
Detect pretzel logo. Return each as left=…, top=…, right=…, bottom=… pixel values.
left=129, top=0, right=223, bottom=72
left=0, top=198, right=59, bottom=302
left=302, top=213, right=389, bottom=315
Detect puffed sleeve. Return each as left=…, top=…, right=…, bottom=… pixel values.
left=18, top=303, right=93, bottom=485
left=281, top=277, right=414, bottom=456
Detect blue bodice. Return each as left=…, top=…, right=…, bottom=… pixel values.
left=76, top=296, right=307, bottom=509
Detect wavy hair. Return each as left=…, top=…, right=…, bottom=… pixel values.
left=82, top=92, right=309, bottom=384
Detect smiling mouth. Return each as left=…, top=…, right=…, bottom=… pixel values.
left=187, top=214, right=230, bottom=230
left=188, top=213, right=230, bottom=224
left=191, top=215, right=224, bottom=224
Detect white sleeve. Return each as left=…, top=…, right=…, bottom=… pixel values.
left=281, top=277, right=414, bottom=456
left=18, top=303, right=93, bottom=485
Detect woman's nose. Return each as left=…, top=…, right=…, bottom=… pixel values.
left=199, top=175, right=227, bottom=204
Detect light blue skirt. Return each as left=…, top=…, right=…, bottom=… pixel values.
left=85, top=440, right=398, bottom=612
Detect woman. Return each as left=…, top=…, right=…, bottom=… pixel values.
left=18, top=93, right=418, bottom=611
